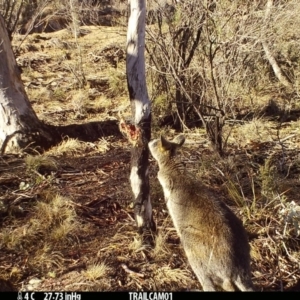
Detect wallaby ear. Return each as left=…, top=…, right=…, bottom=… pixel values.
left=160, top=135, right=172, bottom=150
left=173, top=135, right=185, bottom=147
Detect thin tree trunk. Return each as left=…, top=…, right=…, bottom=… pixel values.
left=125, top=0, right=156, bottom=236
left=262, top=0, right=292, bottom=89
left=70, top=0, right=80, bottom=40
left=0, top=14, right=53, bottom=154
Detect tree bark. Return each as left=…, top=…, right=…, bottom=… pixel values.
left=125, top=0, right=156, bottom=236
left=0, top=14, right=53, bottom=154
left=70, top=0, right=80, bottom=40
left=262, top=0, right=292, bottom=89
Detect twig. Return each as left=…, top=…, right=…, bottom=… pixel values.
left=121, top=209, right=135, bottom=222
left=0, top=130, right=24, bottom=155
left=121, top=264, right=144, bottom=278
left=279, top=134, right=297, bottom=143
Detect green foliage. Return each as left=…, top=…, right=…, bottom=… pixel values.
left=153, top=93, right=169, bottom=115
left=259, top=158, right=279, bottom=198
left=52, top=88, right=66, bottom=102
left=107, top=70, right=127, bottom=98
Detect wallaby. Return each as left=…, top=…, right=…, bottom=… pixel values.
left=148, top=135, right=254, bottom=291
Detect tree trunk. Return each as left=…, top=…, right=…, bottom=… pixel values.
left=0, top=14, right=53, bottom=154
left=262, top=0, right=292, bottom=89
left=69, top=0, right=80, bottom=40
left=125, top=0, right=156, bottom=237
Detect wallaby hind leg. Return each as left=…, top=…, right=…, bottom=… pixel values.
left=200, top=277, right=218, bottom=291
left=234, top=277, right=254, bottom=291
left=222, top=279, right=236, bottom=291
left=190, top=261, right=218, bottom=291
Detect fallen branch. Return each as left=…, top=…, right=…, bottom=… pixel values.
left=121, top=264, right=144, bottom=278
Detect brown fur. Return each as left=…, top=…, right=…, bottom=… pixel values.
left=148, top=135, right=254, bottom=291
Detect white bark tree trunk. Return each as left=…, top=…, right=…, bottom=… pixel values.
left=125, top=0, right=156, bottom=237
left=69, top=0, right=80, bottom=41
left=262, top=0, right=292, bottom=89
left=0, top=14, right=52, bottom=154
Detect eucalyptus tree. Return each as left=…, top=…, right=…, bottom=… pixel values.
left=120, top=0, right=156, bottom=237
left=0, top=13, right=54, bottom=154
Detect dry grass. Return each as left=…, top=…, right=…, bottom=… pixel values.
left=151, top=221, right=174, bottom=261
left=153, top=266, right=192, bottom=289
left=93, top=95, right=112, bottom=111
left=83, top=263, right=111, bottom=282
left=128, top=235, right=146, bottom=253
left=25, top=154, right=58, bottom=172
left=1, top=194, right=77, bottom=250
left=107, top=68, right=127, bottom=98
left=70, top=89, right=89, bottom=115
left=46, top=138, right=87, bottom=156
left=224, top=117, right=277, bottom=148
left=152, top=231, right=171, bottom=260
left=28, top=244, right=65, bottom=271
left=96, top=138, right=111, bottom=154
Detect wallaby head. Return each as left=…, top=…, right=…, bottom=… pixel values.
left=148, top=135, right=185, bottom=166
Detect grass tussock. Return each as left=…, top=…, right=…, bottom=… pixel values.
left=107, top=68, right=127, bottom=98
left=28, top=244, right=65, bottom=271
left=93, top=95, right=112, bottom=111
left=25, top=154, right=58, bottom=173
left=97, top=138, right=111, bottom=154
left=128, top=235, right=145, bottom=253
left=83, top=263, right=111, bottom=282
left=70, top=89, right=89, bottom=115
left=151, top=227, right=172, bottom=261
left=1, top=194, right=78, bottom=250
left=47, top=138, right=86, bottom=156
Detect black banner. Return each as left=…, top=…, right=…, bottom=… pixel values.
left=0, top=291, right=289, bottom=300
left=2, top=292, right=176, bottom=300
